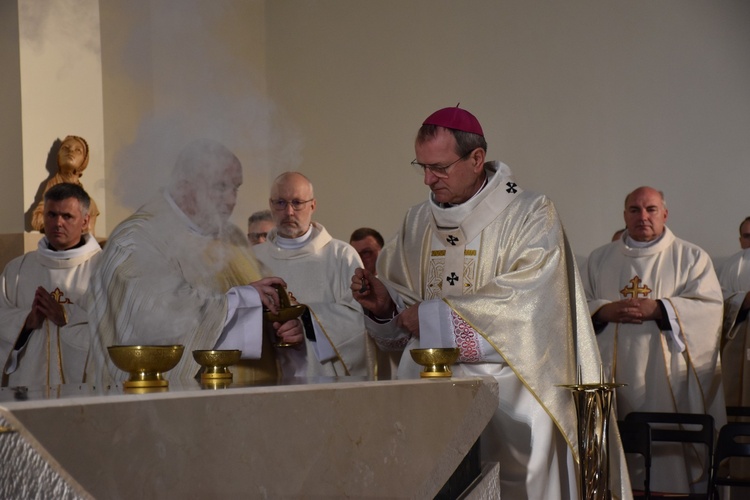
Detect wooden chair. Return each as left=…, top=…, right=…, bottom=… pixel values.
left=618, top=419, right=652, bottom=499
left=625, top=412, right=714, bottom=499
left=711, top=422, right=750, bottom=499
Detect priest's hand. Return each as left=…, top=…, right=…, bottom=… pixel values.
left=634, top=298, right=662, bottom=321
left=594, top=299, right=645, bottom=324
left=28, top=286, right=67, bottom=328
left=249, top=277, right=288, bottom=314
left=395, top=304, right=420, bottom=337
left=351, top=268, right=396, bottom=318
left=273, top=318, right=304, bottom=346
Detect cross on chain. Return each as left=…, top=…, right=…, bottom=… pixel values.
left=620, top=276, right=651, bottom=299
left=446, top=235, right=459, bottom=246
left=506, top=182, right=517, bottom=193
left=446, top=272, right=459, bottom=286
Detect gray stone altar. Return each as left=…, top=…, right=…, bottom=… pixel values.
left=0, top=376, right=499, bottom=499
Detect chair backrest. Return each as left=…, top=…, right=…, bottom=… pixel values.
left=625, top=412, right=714, bottom=497
left=618, top=420, right=651, bottom=498
left=712, top=422, right=750, bottom=491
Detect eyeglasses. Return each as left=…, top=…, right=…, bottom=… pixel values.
left=270, top=198, right=314, bottom=211
left=411, top=150, right=472, bottom=178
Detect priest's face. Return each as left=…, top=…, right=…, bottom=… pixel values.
left=270, top=172, right=316, bottom=239
left=43, top=197, right=90, bottom=250
left=623, top=187, right=668, bottom=242
left=350, top=235, right=382, bottom=276
left=740, top=220, right=750, bottom=250
left=181, top=159, right=242, bottom=234
left=415, top=128, right=485, bottom=205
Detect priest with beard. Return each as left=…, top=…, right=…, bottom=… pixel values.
left=351, top=106, right=631, bottom=499
left=585, top=186, right=725, bottom=495
left=87, top=139, right=303, bottom=384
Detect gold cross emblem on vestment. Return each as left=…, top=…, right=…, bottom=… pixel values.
left=620, top=276, right=651, bottom=299
left=50, top=287, right=72, bottom=304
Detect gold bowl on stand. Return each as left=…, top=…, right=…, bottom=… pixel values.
left=409, top=348, right=460, bottom=378
left=192, top=349, right=242, bottom=380
left=107, top=345, right=184, bottom=388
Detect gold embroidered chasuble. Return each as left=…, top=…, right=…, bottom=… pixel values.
left=585, top=227, right=725, bottom=493
left=377, top=162, right=631, bottom=499
left=87, top=193, right=273, bottom=383
left=718, top=248, right=750, bottom=407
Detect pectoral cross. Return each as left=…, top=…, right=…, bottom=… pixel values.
left=620, top=276, right=651, bottom=299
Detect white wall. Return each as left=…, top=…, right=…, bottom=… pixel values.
left=264, top=0, right=750, bottom=264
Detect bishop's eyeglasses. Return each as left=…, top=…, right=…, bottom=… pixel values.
left=270, top=198, right=314, bottom=211
left=411, top=150, right=472, bottom=178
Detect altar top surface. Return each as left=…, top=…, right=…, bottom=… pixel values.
left=0, top=375, right=376, bottom=407
left=0, top=376, right=499, bottom=499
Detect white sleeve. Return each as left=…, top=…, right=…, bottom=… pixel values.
left=418, top=300, right=503, bottom=363
left=661, top=300, right=686, bottom=352
left=214, top=286, right=265, bottom=359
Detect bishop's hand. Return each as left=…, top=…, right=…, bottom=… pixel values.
left=351, top=268, right=395, bottom=319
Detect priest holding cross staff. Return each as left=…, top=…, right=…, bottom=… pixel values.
left=584, top=186, right=725, bottom=495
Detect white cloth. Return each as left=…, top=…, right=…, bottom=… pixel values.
left=718, top=248, right=750, bottom=407
left=87, top=191, right=269, bottom=384
left=585, top=227, right=725, bottom=493
left=368, top=162, right=631, bottom=500
left=253, top=222, right=370, bottom=378
left=0, top=234, right=101, bottom=387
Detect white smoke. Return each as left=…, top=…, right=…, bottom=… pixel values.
left=110, top=0, right=303, bottom=212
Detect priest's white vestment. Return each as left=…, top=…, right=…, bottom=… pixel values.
left=253, top=223, right=370, bottom=378
left=368, top=162, right=631, bottom=500
left=719, top=248, right=750, bottom=407
left=585, top=228, right=725, bottom=493
left=87, top=192, right=275, bottom=384
left=0, top=234, right=101, bottom=387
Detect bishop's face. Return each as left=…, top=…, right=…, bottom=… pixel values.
left=415, top=128, right=485, bottom=205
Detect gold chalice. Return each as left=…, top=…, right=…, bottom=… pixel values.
left=410, top=348, right=460, bottom=378
left=107, top=345, right=184, bottom=388
left=263, top=284, right=307, bottom=347
left=192, top=349, right=242, bottom=380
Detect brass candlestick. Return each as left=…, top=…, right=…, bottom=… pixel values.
left=560, top=366, right=624, bottom=500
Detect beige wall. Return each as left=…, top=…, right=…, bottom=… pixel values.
left=264, top=0, right=750, bottom=263
left=3, top=0, right=750, bottom=268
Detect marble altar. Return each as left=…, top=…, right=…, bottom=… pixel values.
left=0, top=376, right=499, bottom=499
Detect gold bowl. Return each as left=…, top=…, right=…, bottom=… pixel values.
left=264, top=304, right=307, bottom=323
left=107, top=345, right=184, bottom=388
left=410, top=348, right=460, bottom=378
left=192, top=349, right=242, bottom=380
left=263, top=284, right=307, bottom=347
